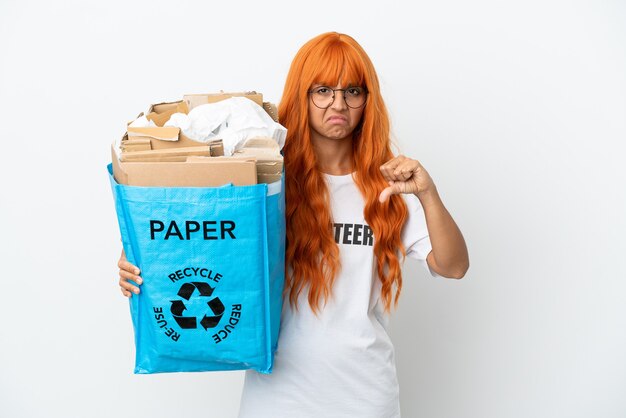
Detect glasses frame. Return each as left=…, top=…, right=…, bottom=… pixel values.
left=308, top=86, right=369, bottom=109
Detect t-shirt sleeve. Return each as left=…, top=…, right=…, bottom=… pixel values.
left=400, top=193, right=444, bottom=278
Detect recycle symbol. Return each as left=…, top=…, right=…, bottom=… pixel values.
left=170, top=282, right=225, bottom=330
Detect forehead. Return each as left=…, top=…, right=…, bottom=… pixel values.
left=309, top=44, right=366, bottom=88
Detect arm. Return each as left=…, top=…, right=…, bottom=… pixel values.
left=379, top=155, right=469, bottom=279
left=417, top=186, right=469, bottom=279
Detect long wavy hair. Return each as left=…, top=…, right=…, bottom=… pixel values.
left=279, top=32, right=408, bottom=315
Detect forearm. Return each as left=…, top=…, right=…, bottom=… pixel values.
left=416, top=187, right=469, bottom=278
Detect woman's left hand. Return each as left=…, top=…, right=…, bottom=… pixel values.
left=379, top=155, right=435, bottom=203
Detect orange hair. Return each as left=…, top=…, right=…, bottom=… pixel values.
left=279, top=32, right=408, bottom=315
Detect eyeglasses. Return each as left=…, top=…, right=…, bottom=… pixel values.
left=308, top=86, right=368, bottom=109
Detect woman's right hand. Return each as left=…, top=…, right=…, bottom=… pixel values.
left=118, top=249, right=143, bottom=297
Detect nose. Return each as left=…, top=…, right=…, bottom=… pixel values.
left=330, top=90, right=348, bottom=111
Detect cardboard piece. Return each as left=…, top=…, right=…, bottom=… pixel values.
left=183, top=92, right=263, bottom=111
left=127, top=126, right=179, bottom=141
left=234, top=137, right=284, bottom=183
left=113, top=93, right=283, bottom=188
left=120, top=131, right=224, bottom=155
left=111, top=144, right=257, bottom=187
left=151, top=136, right=224, bottom=154
left=120, top=138, right=152, bottom=152
left=126, top=94, right=276, bottom=151
left=146, top=101, right=189, bottom=126
left=120, top=146, right=213, bottom=163
left=125, top=101, right=192, bottom=149
left=186, top=155, right=257, bottom=164
left=258, top=173, right=283, bottom=184
left=262, top=102, right=279, bottom=123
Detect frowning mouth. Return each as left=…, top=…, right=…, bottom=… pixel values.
left=327, top=116, right=348, bottom=124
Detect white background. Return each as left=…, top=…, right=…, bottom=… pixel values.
left=1, top=1, right=624, bottom=417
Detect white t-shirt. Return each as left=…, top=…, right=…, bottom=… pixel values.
left=238, top=172, right=440, bottom=418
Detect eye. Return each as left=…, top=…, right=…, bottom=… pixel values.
left=346, top=87, right=363, bottom=97
left=314, top=86, right=332, bottom=95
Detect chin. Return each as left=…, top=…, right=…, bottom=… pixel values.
left=326, top=130, right=353, bottom=140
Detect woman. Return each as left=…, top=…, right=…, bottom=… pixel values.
left=118, top=32, right=469, bottom=418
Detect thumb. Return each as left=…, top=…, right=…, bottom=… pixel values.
left=379, top=182, right=397, bottom=203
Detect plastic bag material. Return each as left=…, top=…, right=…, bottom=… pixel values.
left=107, top=164, right=285, bottom=374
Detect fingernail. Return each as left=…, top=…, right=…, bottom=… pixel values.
left=137, top=278, right=143, bottom=285
left=133, top=288, right=140, bottom=294
left=135, top=269, right=140, bottom=274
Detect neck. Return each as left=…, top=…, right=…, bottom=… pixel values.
left=311, top=134, right=354, bottom=176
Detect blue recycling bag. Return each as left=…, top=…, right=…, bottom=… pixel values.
left=107, top=164, right=285, bottom=374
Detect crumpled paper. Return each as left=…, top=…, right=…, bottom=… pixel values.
left=128, top=115, right=157, bottom=128
left=164, top=97, right=287, bottom=156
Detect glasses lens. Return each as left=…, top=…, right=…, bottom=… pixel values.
left=344, top=87, right=366, bottom=108
left=310, top=87, right=334, bottom=108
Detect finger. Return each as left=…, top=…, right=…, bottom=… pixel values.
left=379, top=156, right=403, bottom=181
left=392, top=167, right=412, bottom=181
left=120, top=287, right=132, bottom=298
left=382, top=156, right=415, bottom=182
left=379, top=184, right=398, bottom=203
left=119, top=268, right=143, bottom=284
left=381, top=179, right=416, bottom=202
left=381, top=155, right=404, bottom=169
left=118, top=259, right=141, bottom=275
left=393, top=160, right=420, bottom=181
left=119, top=278, right=141, bottom=295
left=379, top=164, right=394, bottom=182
